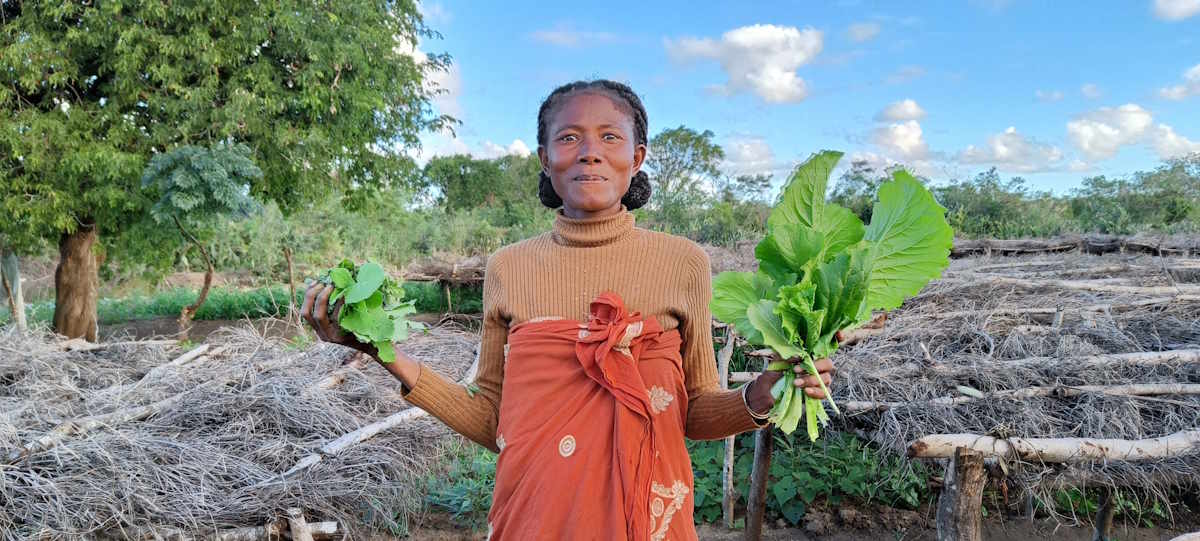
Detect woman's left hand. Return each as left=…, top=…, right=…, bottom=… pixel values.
left=744, top=330, right=842, bottom=415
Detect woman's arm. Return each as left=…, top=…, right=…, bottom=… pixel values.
left=388, top=255, right=510, bottom=453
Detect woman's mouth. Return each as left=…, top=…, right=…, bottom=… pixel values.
left=574, top=175, right=607, bottom=183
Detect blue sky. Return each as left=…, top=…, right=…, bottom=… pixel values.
left=413, top=0, right=1200, bottom=195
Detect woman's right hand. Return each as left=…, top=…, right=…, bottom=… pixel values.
left=300, top=281, right=377, bottom=356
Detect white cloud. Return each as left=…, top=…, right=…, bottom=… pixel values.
left=1153, top=0, right=1200, bottom=20
left=1066, top=103, right=1154, bottom=160
left=419, top=2, right=452, bottom=25
left=395, top=39, right=463, bottom=118
left=1081, top=83, right=1103, bottom=99
left=723, top=137, right=777, bottom=176
left=957, top=126, right=1065, bottom=173
left=665, top=24, right=823, bottom=103
left=479, top=139, right=533, bottom=159
left=846, top=22, right=881, bottom=42
left=1153, top=124, right=1200, bottom=159
left=530, top=25, right=619, bottom=48
left=1157, top=63, right=1200, bottom=100
left=875, top=99, right=926, bottom=121
left=1035, top=89, right=1064, bottom=102
left=885, top=65, right=926, bottom=84
left=873, top=120, right=929, bottom=159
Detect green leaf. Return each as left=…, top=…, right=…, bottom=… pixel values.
left=811, top=247, right=872, bottom=339
left=755, top=223, right=823, bottom=280
left=329, top=267, right=353, bottom=288
left=375, top=340, right=395, bottom=362
left=773, top=475, right=798, bottom=508
left=768, top=151, right=843, bottom=230
left=344, top=262, right=386, bottom=304
left=863, top=171, right=954, bottom=311
left=340, top=303, right=393, bottom=342
left=711, top=271, right=777, bottom=344
left=746, top=300, right=804, bottom=360
left=775, top=281, right=823, bottom=349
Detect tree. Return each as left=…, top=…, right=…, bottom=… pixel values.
left=141, top=142, right=261, bottom=339
left=643, top=126, right=725, bottom=234
left=1, top=1, right=450, bottom=340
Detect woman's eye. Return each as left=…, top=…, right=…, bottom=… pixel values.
left=559, top=134, right=578, bottom=143
left=603, top=133, right=620, bottom=141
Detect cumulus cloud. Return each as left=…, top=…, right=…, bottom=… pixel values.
left=1035, top=89, right=1064, bottom=102
left=875, top=99, right=926, bottom=121
left=846, top=22, right=881, bottom=42
left=957, top=126, right=1065, bottom=173
left=479, top=139, right=533, bottom=159
left=530, top=25, right=619, bottom=48
left=873, top=120, right=929, bottom=160
left=723, top=137, right=777, bottom=176
left=665, top=24, right=823, bottom=103
left=1153, top=124, right=1200, bottom=159
left=1066, top=104, right=1154, bottom=160
left=1158, top=63, right=1200, bottom=100
left=1153, top=0, right=1200, bottom=20
left=395, top=40, right=463, bottom=118
left=1081, top=83, right=1103, bottom=99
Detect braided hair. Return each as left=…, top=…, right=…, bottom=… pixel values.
left=536, top=80, right=652, bottom=210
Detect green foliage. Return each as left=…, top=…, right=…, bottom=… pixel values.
left=424, top=443, right=497, bottom=529
left=141, top=142, right=262, bottom=227
left=712, top=151, right=953, bottom=439
left=933, top=169, right=1071, bottom=239
left=1, top=0, right=449, bottom=262
left=1069, top=155, right=1200, bottom=234
left=315, top=260, right=425, bottom=361
left=641, top=126, right=728, bottom=237
left=690, top=431, right=932, bottom=526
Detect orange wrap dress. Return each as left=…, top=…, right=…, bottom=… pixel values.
left=486, top=291, right=698, bottom=541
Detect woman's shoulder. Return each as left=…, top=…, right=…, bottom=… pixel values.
left=485, top=232, right=554, bottom=270
left=633, top=228, right=711, bottom=268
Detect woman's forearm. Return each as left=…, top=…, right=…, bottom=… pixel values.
left=371, top=342, right=422, bottom=390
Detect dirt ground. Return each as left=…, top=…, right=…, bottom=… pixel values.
left=98, top=313, right=448, bottom=342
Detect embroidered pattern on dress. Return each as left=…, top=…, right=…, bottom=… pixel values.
left=647, top=386, right=674, bottom=414
left=578, top=328, right=591, bottom=340
left=558, top=435, right=576, bottom=457
left=502, top=343, right=510, bottom=364
left=649, top=480, right=690, bottom=541
left=496, top=434, right=506, bottom=452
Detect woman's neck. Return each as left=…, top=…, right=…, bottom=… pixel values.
left=551, top=205, right=635, bottom=247
left=560, top=203, right=622, bottom=220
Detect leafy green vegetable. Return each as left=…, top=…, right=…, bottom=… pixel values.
left=710, top=150, right=953, bottom=440
left=316, top=259, right=427, bottom=362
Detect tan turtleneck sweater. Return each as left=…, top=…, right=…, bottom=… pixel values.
left=401, top=207, right=765, bottom=453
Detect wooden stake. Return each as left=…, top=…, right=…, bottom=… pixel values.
left=1092, top=487, right=1116, bottom=541
left=286, top=508, right=315, bottom=541
left=744, top=427, right=773, bottom=541
left=936, top=447, right=986, bottom=541
left=717, top=327, right=736, bottom=529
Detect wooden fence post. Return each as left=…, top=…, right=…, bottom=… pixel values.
left=718, top=326, right=736, bottom=529
left=744, top=427, right=774, bottom=541
left=936, top=446, right=986, bottom=541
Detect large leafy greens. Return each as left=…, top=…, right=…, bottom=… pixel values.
left=316, top=259, right=426, bottom=362
left=711, top=150, right=953, bottom=440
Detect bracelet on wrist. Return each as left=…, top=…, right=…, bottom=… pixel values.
left=742, top=383, right=771, bottom=420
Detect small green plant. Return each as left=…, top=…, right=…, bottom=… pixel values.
left=425, top=443, right=497, bottom=528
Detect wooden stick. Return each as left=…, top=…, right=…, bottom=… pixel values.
left=1092, top=487, right=1116, bottom=541
left=908, top=430, right=1200, bottom=462
left=988, top=275, right=1200, bottom=295
left=717, top=327, right=736, bottom=529
left=935, top=447, right=985, bottom=541
left=58, top=338, right=180, bottom=352
left=838, top=383, right=1200, bottom=413
left=286, top=508, right=315, bottom=541
left=744, top=427, right=773, bottom=541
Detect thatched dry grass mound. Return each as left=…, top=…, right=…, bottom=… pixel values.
left=0, top=322, right=477, bottom=540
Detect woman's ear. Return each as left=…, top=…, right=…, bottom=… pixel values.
left=632, top=143, right=647, bottom=175
left=538, top=146, right=550, bottom=176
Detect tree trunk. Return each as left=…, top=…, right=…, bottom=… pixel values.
left=53, top=223, right=99, bottom=342
left=936, top=447, right=986, bottom=541
left=908, top=430, right=1200, bottom=462
left=1092, top=487, right=1116, bottom=541
left=173, top=216, right=214, bottom=341
left=1, top=246, right=26, bottom=331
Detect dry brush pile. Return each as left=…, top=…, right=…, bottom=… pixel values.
left=0, top=322, right=479, bottom=540
left=823, top=251, right=1200, bottom=515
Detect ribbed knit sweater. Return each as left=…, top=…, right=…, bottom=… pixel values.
left=401, top=206, right=765, bottom=452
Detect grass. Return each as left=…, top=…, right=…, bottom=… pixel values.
left=0, top=281, right=484, bottom=326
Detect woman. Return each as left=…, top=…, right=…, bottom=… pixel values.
left=302, top=80, right=835, bottom=540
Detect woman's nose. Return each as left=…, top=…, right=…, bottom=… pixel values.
left=578, top=139, right=601, bottom=163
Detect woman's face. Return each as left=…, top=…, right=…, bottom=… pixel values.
left=539, top=92, right=646, bottom=219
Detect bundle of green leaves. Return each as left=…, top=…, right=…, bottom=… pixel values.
left=711, top=150, right=953, bottom=440
left=317, top=260, right=425, bottom=362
